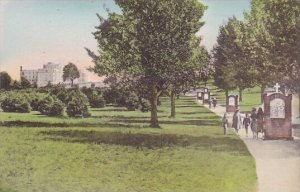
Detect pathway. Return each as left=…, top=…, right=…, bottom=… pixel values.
left=192, top=93, right=300, bottom=192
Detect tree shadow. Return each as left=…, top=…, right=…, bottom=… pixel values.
left=89, top=115, right=150, bottom=119
left=177, top=112, right=210, bottom=115
left=39, top=130, right=251, bottom=156
left=90, top=108, right=128, bottom=112
left=109, top=119, right=219, bottom=126
left=0, top=120, right=148, bottom=129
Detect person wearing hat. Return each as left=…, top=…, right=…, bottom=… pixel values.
left=250, top=107, right=257, bottom=138
left=232, top=108, right=242, bottom=133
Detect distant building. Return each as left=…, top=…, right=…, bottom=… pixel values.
left=20, top=62, right=63, bottom=87
left=20, top=63, right=92, bottom=87
left=20, top=66, right=38, bottom=84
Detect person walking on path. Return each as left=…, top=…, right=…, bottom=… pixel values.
left=232, top=109, right=242, bottom=133
left=243, top=113, right=251, bottom=137
left=222, top=113, right=229, bottom=135
left=250, top=108, right=258, bottom=138
left=257, top=107, right=264, bottom=139
left=212, top=98, right=217, bottom=108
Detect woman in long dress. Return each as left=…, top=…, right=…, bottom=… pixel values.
left=256, top=107, right=264, bottom=138
left=232, top=109, right=241, bottom=133
left=250, top=108, right=257, bottom=138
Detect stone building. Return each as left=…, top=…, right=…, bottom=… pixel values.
left=20, top=66, right=38, bottom=84
left=20, top=62, right=63, bottom=87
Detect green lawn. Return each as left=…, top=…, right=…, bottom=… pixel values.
left=209, top=85, right=261, bottom=112
left=0, top=97, right=256, bottom=192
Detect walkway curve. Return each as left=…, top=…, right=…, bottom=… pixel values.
left=197, top=98, right=300, bottom=192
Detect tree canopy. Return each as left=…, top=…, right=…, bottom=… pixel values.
left=87, top=0, right=207, bottom=127
left=0, top=72, right=12, bottom=90
left=63, top=63, right=80, bottom=87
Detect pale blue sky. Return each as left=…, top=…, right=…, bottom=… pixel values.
left=0, top=0, right=250, bottom=80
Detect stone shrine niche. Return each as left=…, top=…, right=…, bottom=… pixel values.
left=270, top=98, right=285, bottom=118
left=226, top=94, right=239, bottom=112
left=201, top=89, right=210, bottom=104
left=263, top=92, right=292, bottom=140
left=197, top=92, right=203, bottom=100
left=204, top=93, right=209, bottom=100
left=228, top=97, right=235, bottom=106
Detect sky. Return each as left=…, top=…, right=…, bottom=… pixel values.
left=0, top=0, right=251, bottom=81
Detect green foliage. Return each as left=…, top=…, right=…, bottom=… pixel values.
left=139, top=98, right=151, bottom=112
left=1, top=93, right=31, bottom=113
left=244, top=0, right=300, bottom=89
left=0, top=71, right=12, bottom=90
left=89, top=93, right=106, bottom=108
left=11, top=80, right=21, bottom=90
left=49, top=85, right=69, bottom=104
left=63, top=62, right=80, bottom=86
left=102, top=87, right=120, bottom=105
left=87, top=0, right=207, bottom=127
left=66, top=90, right=90, bottom=118
left=20, top=77, right=31, bottom=89
left=125, top=93, right=139, bottom=111
left=38, top=95, right=64, bottom=117
left=0, top=97, right=257, bottom=192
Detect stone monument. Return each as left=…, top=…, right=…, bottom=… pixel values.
left=196, top=92, right=203, bottom=100
left=263, top=83, right=293, bottom=140
left=201, top=88, right=210, bottom=104
left=226, top=94, right=239, bottom=112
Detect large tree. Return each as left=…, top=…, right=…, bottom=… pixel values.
left=0, top=72, right=12, bottom=90
left=87, top=0, right=206, bottom=127
left=244, top=0, right=300, bottom=102
left=168, top=38, right=210, bottom=118
left=212, top=18, right=240, bottom=105
left=63, top=62, right=80, bottom=87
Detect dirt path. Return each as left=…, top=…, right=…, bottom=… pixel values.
left=195, top=98, right=300, bottom=192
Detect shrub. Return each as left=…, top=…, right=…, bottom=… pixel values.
left=38, top=95, right=64, bottom=117
left=30, top=93, right=48, bottom=111
left=103, top=87, right=120, bottom=104
left=49, top=85, right=69, bottom=104
left=125, top=93, right=139, bottom=111
left=66, top=90, right=90, bottom=117
left=48, top=100, right=64, bottom=117
left=139, top=98, right=151, bottom=112
left=89, top=93, right=106, bottom=108
left=1, top=94, right=31, bottom=113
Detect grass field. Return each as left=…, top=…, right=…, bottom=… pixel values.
left=208, top=85, right=262, bottom=112
left=0, top=97, right=256, bottom=192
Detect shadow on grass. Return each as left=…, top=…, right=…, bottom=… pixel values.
left=177, top=112, right=211, bottom=115
left=39, top=130, right=251, bottom=156
left=89, top=115, right=150, bottom=119
left=90, top=108, right=128, bottom=112
left=109, top=119, right=219, bottom=126
left=0, top=120, right=148, bottom=129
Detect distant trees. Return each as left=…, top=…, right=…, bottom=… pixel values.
left=20, top=77, right=31, bottom=89
left=87, top=0, right=207, bottom=127
left=63, top=63, right=80, bottom=87
left=0, top=72, right=12, bottom=89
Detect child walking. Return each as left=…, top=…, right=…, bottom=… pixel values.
left=243, top=113, right=251, bottom=137
left=222, top=113, right=229, bottom=135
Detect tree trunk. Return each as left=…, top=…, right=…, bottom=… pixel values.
left=170, top=89, right=176, bottom=118
left=204, top=81, right=207, bottom=87
left=298, top=91, right=300, bottom=117
left=239, top=87, right=243, bottom=102
left=71, top=79, right=74, bottom=87
left=261, top=85, right=265, bottom=104
left=225, top=89, right=229, bottom=107
left=150, top=85, right=159, bottom=128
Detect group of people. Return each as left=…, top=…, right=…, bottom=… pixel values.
left=209, top=98, right=217, bottom=108
left=221, top=107, right=264, bottom=138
